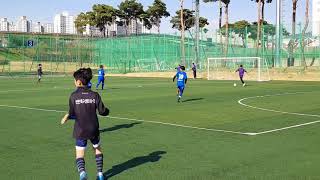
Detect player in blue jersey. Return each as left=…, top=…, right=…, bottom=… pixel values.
left=96, top=65, right=105, bottom=90
left=173, top=66, right=188, bottom=102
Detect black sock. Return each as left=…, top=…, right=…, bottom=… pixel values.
left=95, top=154, right=103, bottom=173
left=76, top=158, right=85, bottom=173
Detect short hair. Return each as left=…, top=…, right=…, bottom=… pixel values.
left=180, top=66, right=186, bottom=70
left=240, top=65, right=243, bottom=67
left=100, top=65, right=104, bottom=69
left=73, top=68, right=93, bottom=85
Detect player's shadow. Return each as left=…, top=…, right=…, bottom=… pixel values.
left=104, top=151, right=167, bottom=179
left=100, top=122, right=142, bottom=133
left=182, top=98, right=204, bottom=103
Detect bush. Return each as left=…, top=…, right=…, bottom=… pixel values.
left=0, top=60, right=10, bottom=65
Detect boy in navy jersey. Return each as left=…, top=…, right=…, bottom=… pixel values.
left=61, top=68, right=109, bottom=180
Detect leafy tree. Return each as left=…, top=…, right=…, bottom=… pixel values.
left=118, top=0, right=145, bottom=36
left=92, top=4, right=116, bottom=37
left=171, top=8, right=209, bottom=64
left=170, top=9, right=209, bottom=31
left=146, top=0, right=170, bottom=34
left=75, top=12, right=89, bottom=34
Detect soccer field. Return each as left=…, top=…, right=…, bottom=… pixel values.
left=0, top=76, right=320, bottom=180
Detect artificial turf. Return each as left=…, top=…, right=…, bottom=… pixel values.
left=0, top=76, right=319, bottom=180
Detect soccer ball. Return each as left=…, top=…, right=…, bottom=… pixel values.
left=233, top=83, right=237, bottom=87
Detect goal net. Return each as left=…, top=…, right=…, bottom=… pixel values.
left=207, top=57, right=270, bottom=81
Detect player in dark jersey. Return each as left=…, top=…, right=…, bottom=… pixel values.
left=235, top=65, right=247, bottom=87
left=37, top=64, right=43, bottom=83
left=61, top=68, right=109, bottom=180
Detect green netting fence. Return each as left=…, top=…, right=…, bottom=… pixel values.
left=0, top=25, right=319, bottom=76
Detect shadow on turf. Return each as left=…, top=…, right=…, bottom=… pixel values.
left=104, top=151, right=167, bottom=179
left=100, top=122, right=142, bottom=133
left=182, top=98, right=204, bottom=103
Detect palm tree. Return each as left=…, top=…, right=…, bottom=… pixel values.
left=179, top=0, right=186, bottom=65
left=223, top=0, right=230, bottom=56
left=301, top=0, right=309, bottom=69
left=288, top=0, right=299, bottom=66
left=203, top=0, right=223, bottom=46
left=251, top=0, right=272, bottom=51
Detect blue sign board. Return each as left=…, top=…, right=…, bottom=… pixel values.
left=27, top=40, right=34, bottom=47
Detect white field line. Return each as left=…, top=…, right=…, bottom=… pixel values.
left=238, top=92, right=320, bottom=135
left=0, top=104, right=252, bottom=136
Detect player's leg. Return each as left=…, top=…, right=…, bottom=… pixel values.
left=101, top=79, right=105, bottom=90
left=240, top=76, right=246, bottom=86
left=38, top=75, right=41, bottom=83
left=76, top=139, right=88, bottom=180
left=179, top=86, right=185, bottom=97
left=96, top=78, right=101, bottom=90
left=91, top=136, right=104, bottom=180
left=176, top=87, right=181, bottom=102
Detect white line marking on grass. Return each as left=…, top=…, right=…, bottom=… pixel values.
left=238, top=92, right=320, bottom=135
left=0, top=104, right=252, bottom=136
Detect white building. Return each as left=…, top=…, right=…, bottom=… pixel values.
left=17, top=16, right=31, bottom=32
left=44, top=23, right=54, bottom=33
left=9, top=22, right=16, bottom=32
left=54, top=12, right=76, bottom=34
left=32, top=22, right=44, bottom=33
left=84, top=24, right=101, bottom=36
left=66, top=14, right=76, bottom=34
left=54, top=13, right=66, bottom=33
left=0, top=18, right=10, bottom=31
left=313, top=0, right=320, bottom=36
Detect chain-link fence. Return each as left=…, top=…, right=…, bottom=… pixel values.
left=0, top=24, right=319, bottom=77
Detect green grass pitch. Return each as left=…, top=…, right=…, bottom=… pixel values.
left=0, top=76, right=320, bottom=180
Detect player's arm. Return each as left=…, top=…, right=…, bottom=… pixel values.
left=235, top=68, right=239, bottom=72
left=185, top=78, right=187, bottom=84
left=61, top=96, right=75, bottom=124
left=172, top=74, right=177, bottom=82
left=96, top=94, right=109, bottom=116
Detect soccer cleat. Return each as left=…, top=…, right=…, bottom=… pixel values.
left=97, top=173, right=104, bottom=180
left=177, top=96, right=181, bottom=102
left=243, top=83, right=246, bottom=87
left=79, top=171, right=88, bottom=180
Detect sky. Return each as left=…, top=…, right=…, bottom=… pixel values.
left=0, top=0, right=309, bottom=33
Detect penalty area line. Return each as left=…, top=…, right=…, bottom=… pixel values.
left=238, top=92, right=320, bottom=135
left=0, top=104, right=252, bottom=136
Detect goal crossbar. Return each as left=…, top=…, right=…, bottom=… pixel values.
left=207, top=57, right=270, bottom=81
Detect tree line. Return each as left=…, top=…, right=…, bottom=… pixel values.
left=75, top=0, right=310, bottom=67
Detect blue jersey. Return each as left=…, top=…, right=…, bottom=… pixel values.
left=87, top=81, right=92, bottom=89
left=176, top=71, right=187, bottom=87
left=98, top=69, right=105, bottom=79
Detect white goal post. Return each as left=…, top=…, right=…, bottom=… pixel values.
left=207, top=57, right=271, bottom=81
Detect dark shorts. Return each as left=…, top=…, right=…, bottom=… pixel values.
left=75, top=136, right=100, bottom=150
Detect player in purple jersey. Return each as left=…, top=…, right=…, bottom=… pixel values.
left=235, top=65, right=247, bottom=87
